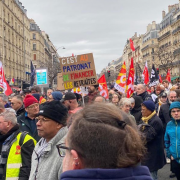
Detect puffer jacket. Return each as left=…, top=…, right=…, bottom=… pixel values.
left=164, top=118, right=180, bottom=164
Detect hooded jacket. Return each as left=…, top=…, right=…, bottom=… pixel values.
left=131, top=96, right=143, bottom=124
left=60, top=167, right=153, bottom=180
left=164, top=101, right=180, bottom=164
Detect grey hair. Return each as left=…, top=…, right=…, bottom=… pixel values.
left=0, top=94, right=8, bottom=103
left=13, top=95, right=23, bottom=104
left=119, top=98, right=131, bottom=109
left=0, top=109, right=17, bottom=125
left=168, top=91, right=177, bottom=97
left=129, top=97, right=135, bottom=104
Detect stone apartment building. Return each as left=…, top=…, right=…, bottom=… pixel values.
left=0, top=0, right=59, bottom=88
left=29, top=19, right=45, bottom=68
left=141, top=21, right=160, bottom=73
left=0, top=0, right=31, bottom=87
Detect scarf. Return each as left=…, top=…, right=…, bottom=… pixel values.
left=142, top=111, right=156, bottom=124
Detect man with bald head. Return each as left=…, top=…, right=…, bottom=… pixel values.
left=136, top=84, right=152, bottom=101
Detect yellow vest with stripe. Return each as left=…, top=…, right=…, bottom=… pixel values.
left=6, top=132, right=36, bottom=180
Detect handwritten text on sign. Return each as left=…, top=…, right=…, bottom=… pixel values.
left=59, top=53, right=97, bottom=90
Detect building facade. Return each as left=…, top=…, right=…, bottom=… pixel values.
left=0, top=0, right=31, bottom=87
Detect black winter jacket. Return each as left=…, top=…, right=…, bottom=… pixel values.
left=17, top=112, right=40, bottom=142
left=131, top=96, right=143, bottom=125
left=139, top=114, right=166, bottom=172
left=159, top=102, right=171, bottom=131
left=138, top=91, right=153, bottom=102
left=16, top=106, right=25, bottom=117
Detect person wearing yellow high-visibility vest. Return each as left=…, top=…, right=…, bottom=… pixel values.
left=0, top=108, right=36, bottom=180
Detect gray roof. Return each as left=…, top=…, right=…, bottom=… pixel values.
left=15, top=0, right=27, bottom=15
left=30, top=23, right=41, bottom=33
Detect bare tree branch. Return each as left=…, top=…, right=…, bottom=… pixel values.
left=39, top=59, right=61, bottom=87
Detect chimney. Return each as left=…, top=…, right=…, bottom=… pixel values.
left=162, top=11, right=166, bottom=19
left=168, top=5, right=173, bottom=12
left=152, top=21, right=156, bottom=29
left=147, top=24, right=151, bottom=32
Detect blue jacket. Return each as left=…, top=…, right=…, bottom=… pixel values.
left=60, top=166, right=153, bottom=180
left=164, top=118, right=180, bottom=164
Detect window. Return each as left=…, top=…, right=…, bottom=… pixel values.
left=33, top=54, right=36, bottom=60
left=33, top=33, right=36, bottom=39
left=33, top=44, right=36, bottom=50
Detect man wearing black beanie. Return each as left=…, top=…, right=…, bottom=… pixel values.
left=29, top=101, right=68, bottom=180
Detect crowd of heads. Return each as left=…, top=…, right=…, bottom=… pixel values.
left=1, top=80, right=180, bottom=179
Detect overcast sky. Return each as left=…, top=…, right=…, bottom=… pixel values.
left=21, top=0, right=178, bottom=73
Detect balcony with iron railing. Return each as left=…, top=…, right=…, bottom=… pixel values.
left=172, top=26, right=180, bottom=35
left=141, top=45, right=149, bottom=51
left=158, top=31, right=171, bottom=41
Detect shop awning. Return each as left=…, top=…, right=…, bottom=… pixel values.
left=171, top=76, right=179, bottom=81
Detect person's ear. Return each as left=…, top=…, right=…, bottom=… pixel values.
left=71, top=150, right=83, bottom=170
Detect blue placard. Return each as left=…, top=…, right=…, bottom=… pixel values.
left=36, top=69, right=47, bottom=85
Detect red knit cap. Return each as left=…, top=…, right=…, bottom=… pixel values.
left=24, top=94, right=38, bottom=108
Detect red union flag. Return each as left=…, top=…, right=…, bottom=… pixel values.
left=0, top=61, right=13, bottom=96
left=126, top=58, right=134, bottom=98
left=114, top=61, right=126, bottom=93
left=98, top=74, right=109, bottom=99
left=130, top=38, right=135, bottom=51
left=166, top=69, right=171, bottom=82
left=142, top=61, right=149, bottom=85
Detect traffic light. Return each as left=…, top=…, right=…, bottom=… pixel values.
left=107, top=70, right=111, bottom=77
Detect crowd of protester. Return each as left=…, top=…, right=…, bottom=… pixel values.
left=0, top=80, right=180, bottom=180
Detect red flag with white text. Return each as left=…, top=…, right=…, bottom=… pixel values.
left=98, top=74, right=109, bottom=99
left=142, top=61, right=149, bottom=85
left=166, top=69, right=171, bottom=82
left=0, top=61, right=13, bottom=96
left=130, top=38, right=135, bottom=51
left=126, top=58, right=134, bottom=98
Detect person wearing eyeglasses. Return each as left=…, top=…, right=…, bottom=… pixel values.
left=164, top=101, right=180, bottom=180
left=11, top=95, right=25, bottom=117
left=17, top=95, right=40, bottom=141
left=29, top=100, right=68, bottom=180
left=58, top=103, right=153, bottom=180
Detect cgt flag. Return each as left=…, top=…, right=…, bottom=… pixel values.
left=142, top=61, right=149, bottom=85
left=0, top=61, right=13, bottom=95
left=98, top=74, right=109, bottom=99
left=149, top=64, right=159, bottom=87
left=114, top=61, right=126, bottom=93
left=126, top=58, right=134, bottom=98
left=166, top=69, right=171, bottom=82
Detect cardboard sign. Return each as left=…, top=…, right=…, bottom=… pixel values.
left=57, top=73, right=65, bottom=90
left=59, top=53, right=97, bottom=90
